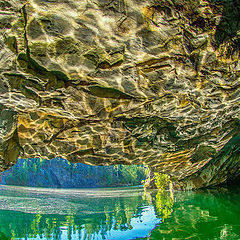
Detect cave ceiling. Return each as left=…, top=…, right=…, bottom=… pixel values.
left=0, top=0, right=239, bottom=189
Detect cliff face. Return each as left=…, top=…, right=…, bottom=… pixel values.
left=0, top=0, right=239, bottom=189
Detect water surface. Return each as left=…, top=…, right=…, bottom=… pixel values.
left=0, top=185, right=239, bottom=239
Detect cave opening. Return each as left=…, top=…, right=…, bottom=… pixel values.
left=0, top=158, right=149, bottom=189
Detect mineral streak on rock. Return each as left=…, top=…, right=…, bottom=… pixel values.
left=0, top=0, right=239, bottom=189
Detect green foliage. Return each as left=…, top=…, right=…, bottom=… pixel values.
left=2, top=158, right=148, bottom=188
left=154, top=173, right=170, bottom=191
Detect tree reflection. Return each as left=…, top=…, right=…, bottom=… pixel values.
left=149, top=186, right=240, bottom=239
left=0, top=187, right=175, bottom=240
left=143, top=189, right=174, bottom=221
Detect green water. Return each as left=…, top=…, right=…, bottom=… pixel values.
left=0, top=185, right=239, bottom=240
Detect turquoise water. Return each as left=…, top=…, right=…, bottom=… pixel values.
left=0, top=185, right=239, bottom=239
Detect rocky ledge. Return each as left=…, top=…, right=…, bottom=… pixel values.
left=0, top=0, right=239, bottom=189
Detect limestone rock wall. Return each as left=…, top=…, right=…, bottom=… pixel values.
left=0, top=0, right=239, bottom=189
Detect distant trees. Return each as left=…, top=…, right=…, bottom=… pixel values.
left=1, top=158, right=148, bottom=188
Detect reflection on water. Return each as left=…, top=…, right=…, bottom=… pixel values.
left=149, top=186, right=240, bottom=240
left=0, top=185, right=239, bottom=239
left=0, top=185, right=170, bottom=240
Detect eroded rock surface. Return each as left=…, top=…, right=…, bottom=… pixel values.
left=0, top=0, right=239, bottom=189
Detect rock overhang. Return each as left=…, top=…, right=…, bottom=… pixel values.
left=0, top=0, right=239, bottom=189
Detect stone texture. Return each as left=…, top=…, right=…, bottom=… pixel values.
left=0, top=0, right=239, bottom=189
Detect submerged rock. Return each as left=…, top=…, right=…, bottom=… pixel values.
left=0, top=0, right=239, bottom=189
